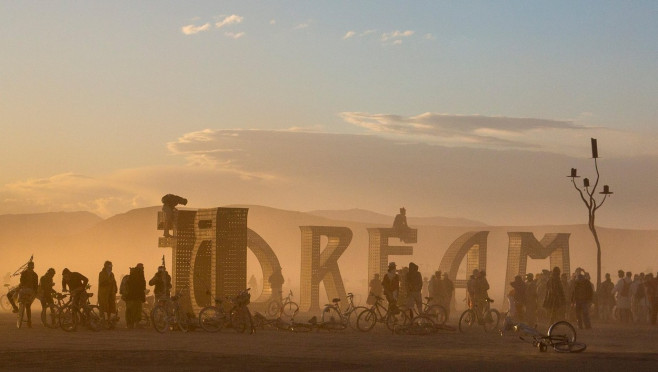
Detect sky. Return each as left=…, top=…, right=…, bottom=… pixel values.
left=1, top=1, right=657, bottom=229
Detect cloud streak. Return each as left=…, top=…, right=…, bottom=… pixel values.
left=215, top=14, right=243, bottom=28
left=181, top=23, right=211, bottom=35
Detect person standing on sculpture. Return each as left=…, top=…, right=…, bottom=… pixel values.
left=17, top=261, right=38, bottom=328
left=161, top=194, right=187, bottom=238
left=98, top=261, right=118, bottom=327
left=382, top=262, right=400, bottom=314
left=125, top=264, right=146, bottom=329
left=543, top=267, right=566, bottom=324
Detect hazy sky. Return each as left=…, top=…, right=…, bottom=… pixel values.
left=1, top=1, right=657, bottom=228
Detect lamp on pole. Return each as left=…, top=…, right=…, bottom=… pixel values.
left=567, top=138, right=613, bottom=292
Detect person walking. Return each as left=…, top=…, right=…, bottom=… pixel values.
left=571, top=272, right=593, bottom=329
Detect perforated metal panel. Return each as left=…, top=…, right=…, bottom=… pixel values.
left=437, top=231, right=489, bottom=288
left=299, top=226, right=352, bottom=312
left=367, top=228, right=416, bottom=285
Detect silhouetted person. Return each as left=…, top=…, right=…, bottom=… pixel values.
left=161, top=194, right=188, bottom=238
left=392, top=207, right=413, bottom=243
left=17, top=261, right=38, bottom=328
left=38, top=268, right=56, bottom=318
left=646, top=273, right=657, bottom=325
left=428, top=271, right=440, bottom=306
left=62, top=268, right=89, bottom=309
left=149, top=265, right=172, bottom=300
left=438, top=272, right=454, bottom=319
left=405, top=262, right=423, bottom=319
left=598, top=273, right=615, bottom=322
left=510, top=275, right=526, bottom=321
left=98, top=261, right=118, bottom=326
left=125, top=263, right=146, bottom=329
left=612, top=270, right=632, bottom=323
left=571, top=271, right=593, bottom=329
left=524, top=273, right=537, bottom=325
left=248, top=275, right=258, bottom=296
left=268, top=268, right=284, bottom=300
left=382, top=262, right=400, bottom=314
left=367, top=274, right=383, bottom=305
left=543, top=267, right=566, bottom=324
left=473, top=270, right=490, bottom=315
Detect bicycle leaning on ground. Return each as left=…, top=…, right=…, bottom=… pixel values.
left=508, top=318, right=586, bottom=353
left=458, top=298, right=500, bottom=333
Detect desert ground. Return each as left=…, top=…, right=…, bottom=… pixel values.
left=1, top=312, right=657, bottom=372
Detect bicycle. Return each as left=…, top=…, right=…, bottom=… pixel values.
left=41, top=292, right=70, bottom=329
left=320, top=292, right=367, bottom=330
left=458, top=298, right=500, bottom=333
left=1, top=284, right=18, bottom=312
left=198, top=291, right=231, bottom=332
left=397, top=296, right=448, bottom=326
left=265, top=290, right=299, bottom=318
left=356, top=294, right=408, bottom=332
left=229, top=288, right=254, bottom=334
left=151, top=289, right=188, bottom=333
left=59, top=289, right=102, bottom=332
left=512, top=319, right=586, bottom=353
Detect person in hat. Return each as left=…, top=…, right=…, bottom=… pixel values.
left=381, top=262, right=400, bottom=314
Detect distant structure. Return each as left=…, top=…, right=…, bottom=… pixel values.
left=158, top=207, right=248, bottom=314
left=299, top=226, right=352, bottom=312
left=438, top=231, right=489, bottom=288
left=503, top=232, right=570, bottom=298
left=367, top=228, right=416, bottom=285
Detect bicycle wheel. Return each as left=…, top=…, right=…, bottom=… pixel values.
left=357, top=309, right=377, bottom=332
left=265, top=300, right=281, bottom=318
left=385, top=310, right=409, bottom=332
left=17, top=302, right=25, bottom=328
left=85, top=306, right=102, bottom=331
left=137, top=309, right=150, bottom=328
left=553, top=341, right=587, bottom=353
left=483, top=309, right=500, bottom=332
left=199, top=306, right=224, bottom=332
left=59, top=306, right=78, bottom=332
left=547, top=321, right=576, bottom=343
left=409, top=315, right=437, bottom=335
left=151, top=306, right=169, bottom=333
left=0, top=295, right=10, bottom=312
left=231, top=309, right=247, bottom=333
left=173, top=306, right=188, bottom=332
left=424, top=305, right=447, bottom=325
left=281, top=301, right=299, bottom=317
left=346, top=306, right=368, bottom=330
left=42, top=305, right=60, bottom=328
left=458, top=309, right=476, bottom=333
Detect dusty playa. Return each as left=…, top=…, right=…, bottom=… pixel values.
left=0, top=313, right=657, bottom=372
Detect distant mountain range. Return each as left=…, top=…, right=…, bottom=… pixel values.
left=1, top=205, right=656, bottom=306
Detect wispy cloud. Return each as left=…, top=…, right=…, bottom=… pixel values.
left=225, top=32, right=245, bottom=39
left=381, top=30, right=415, bottom=44
left=216, top=14, right=243, bottom=28
left=343, top=31, right=356, bottom=40
left=181, top=23, right=211, bottom=35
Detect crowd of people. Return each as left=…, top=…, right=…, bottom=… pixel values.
left=5, top=258, right=171, bottom=329
left=504, top=267, right=658, bottom=329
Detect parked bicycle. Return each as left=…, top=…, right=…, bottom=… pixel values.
left=265, top=290, right=299, bottom=318
left=151, top=288, right=188, bottom=333
left=320, top=292, right=367, bottom=330
left=397, top=296, right=448, bottom=326
left=59, top=288, right=102, bottom=332
left=41, top=292, right=70, bottom=329
left=356, top=293, right=407, bottom=332
left=458, top=298, right=500, bottom=333
left=230, top=288, right=254, bottom=333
